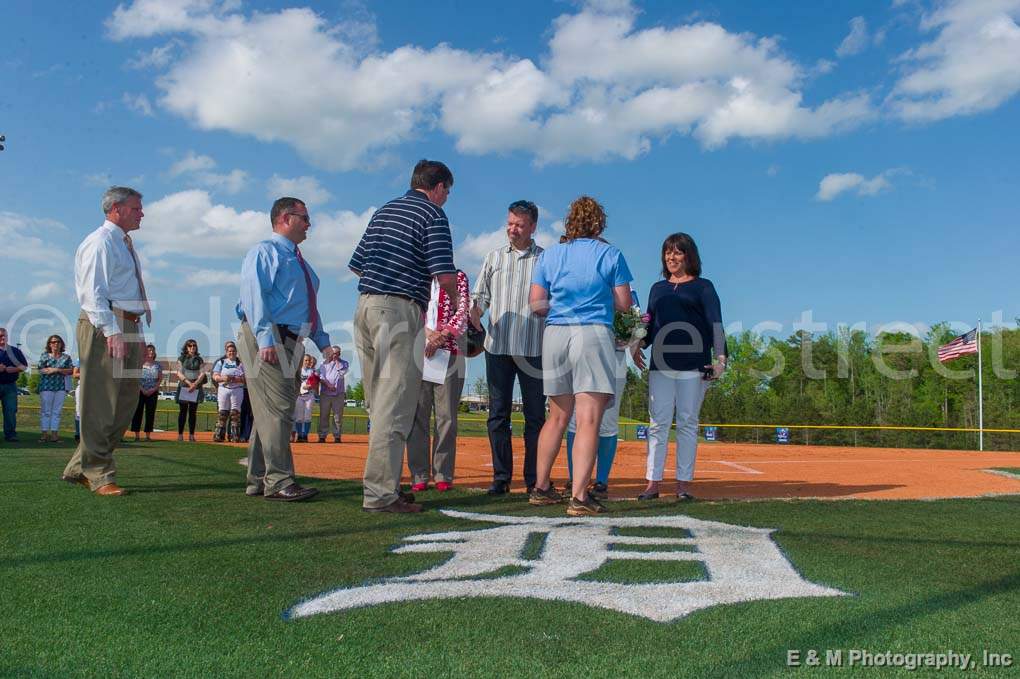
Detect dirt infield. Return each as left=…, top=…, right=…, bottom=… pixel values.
left=156, top=432, right=1020, bottom=501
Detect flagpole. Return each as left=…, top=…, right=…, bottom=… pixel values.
left=977, top=319, right=984, bottom=451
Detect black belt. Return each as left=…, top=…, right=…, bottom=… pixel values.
left=241, top=316, right=300, bottom=343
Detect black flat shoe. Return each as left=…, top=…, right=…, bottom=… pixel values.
left=487, top=480, right=510, bottom=495
left=676, top=492, right=695, bottom=502
left=637, top=491, right=659, bottom=501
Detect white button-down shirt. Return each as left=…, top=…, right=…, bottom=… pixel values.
left=74, top=220, right=147, bottom=336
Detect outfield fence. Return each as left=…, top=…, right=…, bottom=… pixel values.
left=13, top=405, right=1020, bottom=451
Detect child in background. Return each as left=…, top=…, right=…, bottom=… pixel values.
left=292, top=354, right=318, bottom=443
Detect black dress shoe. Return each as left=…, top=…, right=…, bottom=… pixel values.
left=399, top=490, right=416, bottom=504
left=487, top=480, right=510, bottom=495
left=363, top=498, right=423, bottom=513
left=637, top=490, right=659, bottom=501
left=264, top=483, right=319, bottom=502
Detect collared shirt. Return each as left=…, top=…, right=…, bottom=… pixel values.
left=348, top=190, right=456, bottom=310
left=236, top=233, right=330, bottom=350
left=74, top=220, right=147, bottom=336
left=471, top=241, right=545, bottom=357
left=37, top=352, right=73, bottom=392
left=0, top=345, right=27, bottom=385
left=317, top=358, right=350, bottom=397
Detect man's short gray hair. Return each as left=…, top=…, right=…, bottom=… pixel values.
left=102, top=186, right=142, bottom=215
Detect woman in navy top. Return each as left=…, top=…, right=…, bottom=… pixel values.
left=634, top=232, right=726, bottom=501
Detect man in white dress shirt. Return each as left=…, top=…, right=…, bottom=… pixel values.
left=62, top=186, right=150, bottom=496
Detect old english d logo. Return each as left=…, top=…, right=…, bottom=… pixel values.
left=289, top=511, right=846, bottom=623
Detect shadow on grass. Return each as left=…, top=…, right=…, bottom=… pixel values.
left=708, top=571, right=1020, bottom=677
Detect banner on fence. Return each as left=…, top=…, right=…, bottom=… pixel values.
left=636, top=425, right=648, bottom=440
left=704, top=426, right=718, bottom=442
left=776, top=427, right=790, bottom=444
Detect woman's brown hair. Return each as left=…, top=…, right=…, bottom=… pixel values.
left=560, top=196, right=607, bottom=243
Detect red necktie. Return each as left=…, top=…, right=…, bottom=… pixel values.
left=295, top=246, right=318, bottom=335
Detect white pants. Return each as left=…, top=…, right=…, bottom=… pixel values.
left=645, top=371, right=708, bottom=482
left=293, top=393, right=315, bottom=423
left=40, top=389, right=67, bottom=431
left=217, top=386, right=243, bottom=411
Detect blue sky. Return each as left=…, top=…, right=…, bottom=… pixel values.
left=2, top=0, right=1018, bottom=387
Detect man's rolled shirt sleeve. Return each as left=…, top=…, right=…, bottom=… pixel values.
left=76, top=238, right=121, bottom=336
left=471, top=254, right=492, bottom=312
left=239, top=245, right=278, bottom=349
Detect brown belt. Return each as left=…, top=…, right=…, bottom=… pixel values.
left=113, top=308, right=142, bottom=323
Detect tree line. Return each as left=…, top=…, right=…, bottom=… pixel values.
left=618, top=324, right=1020, bottom=451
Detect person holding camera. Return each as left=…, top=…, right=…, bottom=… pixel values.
left=634, top=232, right=727, bottom=502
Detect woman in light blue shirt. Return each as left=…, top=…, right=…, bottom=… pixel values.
left=528, top=196, right=635, bottom=516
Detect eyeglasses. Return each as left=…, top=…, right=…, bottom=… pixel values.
left=49, top=340, right=61, bottom=344
left=285, top=212, right=311, bottom=225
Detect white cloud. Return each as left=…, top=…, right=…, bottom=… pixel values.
left=123, top=92, right=154, bottom=116
left=106, top=0, right=877, bottom=168
left=169, top=150, right=215, bottom=176
left=26, top=282, right=62, bottom=302
left=0, top=212, right=71, bottom=265
left=133, top=190, right=374, bottom=279
left=889, top=0, right=1020, bottom=121
left=266, top=175, right=332, bottom=206
left=127, top=42, right=177, bottom=69
left=815, top=171, right=895, bottom=201
left=182, top=268, right=240, bottom=288
left=836, top=17, right=870, bottom=57
left=168, top=151, right=247, bottom=194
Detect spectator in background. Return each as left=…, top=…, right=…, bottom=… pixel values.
left=407, top=269, right=470, bottom=492
left=175, top=339, right=206, bottom=442
left=71, top=360, right=81, bottom=443
left=293, top=354, right=318, bottom=443
left=130, top=344, right=162, bottom=442
left=212, top=341, right=245, bottom=443
left=37, top=334, right=73, bottom=443
left=317, top=345, right=348, bottom=443
left=0, top=328, right=27, bottom=443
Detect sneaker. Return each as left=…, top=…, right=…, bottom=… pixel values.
left=529, top=485, right=563, bottom=506
left=589, top=481, right=609, bottom=500
left=436, top=481, right=452, bottom=492
left=567, top=495, right=607, bottom=516
left=410, top=482, right=428, bottom=493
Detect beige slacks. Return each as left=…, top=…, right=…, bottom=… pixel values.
left=237, top=322, right=305, bottom=495
left=407, top=345, right=466, bottom=484
left=354, top=294, right=424, bottom=508
left=63, top=312, right=143, bottom=490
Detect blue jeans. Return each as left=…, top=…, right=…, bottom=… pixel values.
left=485, top=353, right=545, bottom=487
left=0, top=382, right=17, bottom=440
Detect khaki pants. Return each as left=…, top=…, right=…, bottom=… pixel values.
left=237, top=322, right=305, bottom=495
left=407, top=345, right=466, bottom=484
left=63, top=312, right=143, bottom=490
left=354, top=294, right=424, bottom=508
left=318, top=394, right=345, bottom=438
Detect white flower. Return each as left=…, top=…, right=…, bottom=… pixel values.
left=633, top=328, right=647, bottom=340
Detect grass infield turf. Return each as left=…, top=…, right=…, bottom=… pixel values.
left=2, top=435, right=1018, bottom=678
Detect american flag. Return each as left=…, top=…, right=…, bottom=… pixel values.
left=937, top=329, right=978, bottom=363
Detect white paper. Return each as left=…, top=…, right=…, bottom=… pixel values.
left=423, top=348, right=450, bottom=384
left=178, top=387, right=199, bottom=403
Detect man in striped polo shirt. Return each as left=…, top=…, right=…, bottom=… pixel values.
left=469, top=200, right=546, bottom=495
left=349, top=159, right=459, bottom=513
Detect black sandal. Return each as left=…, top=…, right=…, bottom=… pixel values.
left=676, top=492, right=695, bottom=502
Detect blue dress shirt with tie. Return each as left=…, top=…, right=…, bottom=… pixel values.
left=236, top=233, right=330, bottom=350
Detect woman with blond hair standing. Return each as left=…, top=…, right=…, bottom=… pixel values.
left=528, top=196, right=635, bottom=516
left=37, top=334, right=74, bottom=442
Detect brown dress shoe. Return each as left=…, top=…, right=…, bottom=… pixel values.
left=363, top=498, right=423, bottom=513
left=264, top=483, right=319, bottom=502
left=95, top=483, right=127, bottom=496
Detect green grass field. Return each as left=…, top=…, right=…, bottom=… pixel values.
left=2, top=433, right=1018, bottom=678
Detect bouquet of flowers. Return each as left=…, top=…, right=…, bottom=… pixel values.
left=613, top=304, right=650, bottom=347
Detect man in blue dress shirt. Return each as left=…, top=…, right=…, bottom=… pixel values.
left=236, top=197, right=334, bottom=502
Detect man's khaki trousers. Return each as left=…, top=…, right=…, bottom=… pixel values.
left=354, top=294, right=423, bottom=509
left=237, top=321, right=304, bottom=495
left=63, top=312, right=142, bottom=490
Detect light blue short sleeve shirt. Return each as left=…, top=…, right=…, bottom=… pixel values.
left=531, top=238, right=633, bottom=326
